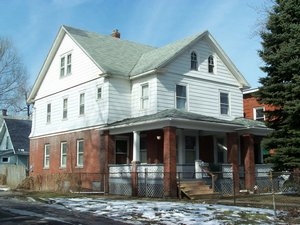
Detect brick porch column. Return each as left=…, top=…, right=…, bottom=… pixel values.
left=163, top=126, right=177, bottom=198
left=100, top=130, right=114, bottom=193
left=227, top=132, right=240, bottom=194
left=131, top=131, right=140, bottom=197
left=243, top=134, right=255, bottom=190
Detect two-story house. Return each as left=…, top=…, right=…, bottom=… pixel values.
left=27, top=26, right=271, bottom=197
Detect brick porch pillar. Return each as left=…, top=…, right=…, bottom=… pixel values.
left=100, top=130, right=114, bottom=193
left=163, top=126, right=177, bottom=198
left=243, top=134, right=255, bottom=190
left=227, top=132, right=240, bottom=194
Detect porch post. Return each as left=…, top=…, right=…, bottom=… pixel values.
left=163, top=126, right=177, bottom=198
left=101, top=130, right=114, bottom=193
left=243, top=134, right=255, bottom=191
left=131, top=131, right=140, bottom=196
left=227, top=132, right=240, bottom=194
left=132, top=131, right=140, bottom=162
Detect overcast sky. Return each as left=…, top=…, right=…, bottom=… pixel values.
left=0, top=0, right=273, bottom=88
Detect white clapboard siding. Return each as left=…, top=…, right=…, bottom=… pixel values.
left=131, top=75, right=157, bottom=118
left=106, top=77, right=131, bottom=123
left=35, top=33, right=103, bottom=100
left=156, top=40, right=243, bottom=120
left=31, top=77, right=108, bottom=137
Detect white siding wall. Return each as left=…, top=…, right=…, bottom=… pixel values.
left=157, top=40, right=244, bottom=120
left=131, top=75, right=157, bottom=117
left=31, top=34, right=108, bottom=137
left=107, top=77, right=131, bottom=123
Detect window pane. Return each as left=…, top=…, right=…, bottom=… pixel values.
left=191, top=52, right=198, bottom=70
left=63, top=98, right=68, bottom=119
left=176, top=85, right=186, bottom=97
left=79, top=93, right=85, bottom=115
left=97, top=87, right=102, bottom=99
left=208, top=55, right=214, bottom=73
left=141, top=84, right=149, bottom=109
left=220, top=93, right=229, bottom=115
left=77, top=140, right=84, bottom=166
left=47, top=104, right=51, bottom=123
left=176, top=85, right=187, bottom=110
left=44, top=144, right=50, bottom=168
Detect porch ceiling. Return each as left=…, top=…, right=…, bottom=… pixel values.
left=104, top=109, right=272, bottom=136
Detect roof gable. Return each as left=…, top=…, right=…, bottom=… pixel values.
left=3, top=118, right=32, bottom=153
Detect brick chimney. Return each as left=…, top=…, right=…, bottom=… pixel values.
left=111, top=29, right=120, bottom=38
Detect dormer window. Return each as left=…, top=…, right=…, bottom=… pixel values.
left=208, top=55, right=214, bottom=73
left=60, top=53, right=72, bottom=77
left=191, top=52, right=198, bottom=70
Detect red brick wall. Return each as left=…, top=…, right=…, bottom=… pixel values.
left=29, top=129, right=101, bottom=190
left=243, top=93, right=275, bottom=119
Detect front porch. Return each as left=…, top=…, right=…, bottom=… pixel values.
left=101, top=109, right=272, bottom=198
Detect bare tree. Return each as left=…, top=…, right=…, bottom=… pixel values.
left=0, top=37, right=29, bottom=116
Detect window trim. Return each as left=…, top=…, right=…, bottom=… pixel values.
left=1, top=157, right=9, bottom=163
left=44, top=144, right=50, bottom=169
left=60, top=52, right=72, bottom=78
left=190, top=51, right=198, bottom=71
left=140, top=83, right=149, bottom=110
left=76, top=139, right=84, bottom=167
left=220, top=91, right=230, bottom=115
left=176, top=84, right=187, bottom=110
left=46, top=103, right=51, bottom=123
left=63, top=98, right=68, bottom=119
left=253, top=106, right=265, bottom=121
left=208, top=55, right=214, bottom=73
left=60, top=142, right=67, bottom=168
left=79, top=93, right=85, bottom=115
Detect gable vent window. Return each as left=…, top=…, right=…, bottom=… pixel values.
left=60, top=53, right=72, bottom=77
left=191, top=51, right=198, bottom=71
left=208, top=55, right=214, bottom=73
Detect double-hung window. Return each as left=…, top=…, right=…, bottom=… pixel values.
left=63, top=98, right=68, bottom=119
left=97, top=87, right=102, bottom=100
left=76, top=140, right=84, bottom=167
left=141, top=84, right=149, bottom=109
left=176, top=84, right=187, bottom=110
left=208, top=55, right=214, bottom=73
left=220, top=92, right=229, bottom=115
left=191, top=51, right=198, bottom=70
left=60, top=142, right=67, bottom=168
left=254, top=107, right=265, bottom=121
left=79, top=93, right=85, bottom=115
left=46, top=103, right=51, bottom=123
left=60, top=53, right=72, bottom=77
left=44, top=144, right=50, bottom=168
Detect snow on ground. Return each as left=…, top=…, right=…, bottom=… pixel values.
left=52, top=197, right=283, bottom=225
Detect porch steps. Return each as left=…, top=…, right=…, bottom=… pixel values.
left=178, top=180, right=218, bottom=200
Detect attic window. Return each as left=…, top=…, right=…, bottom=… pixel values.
left=208, top=55, right=214, bottom=73
left=1, top=157, right=8, bottom=163
left=191, top=52, right=198, bottom=70
left=60, top=53, right=72, bottom=77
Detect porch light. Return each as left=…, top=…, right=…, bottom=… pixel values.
left=156, top=135, right=161, bottom=140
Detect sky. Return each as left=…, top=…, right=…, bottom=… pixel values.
left=0, top=0, right=273, bottom=89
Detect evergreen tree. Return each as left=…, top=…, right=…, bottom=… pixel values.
left=257, top=0, right=300, bottom=170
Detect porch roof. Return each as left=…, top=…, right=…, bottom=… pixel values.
left=105, top=109, right=272, bottom=135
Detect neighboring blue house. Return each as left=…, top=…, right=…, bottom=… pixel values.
left=0, top=116, right=32, bottom=170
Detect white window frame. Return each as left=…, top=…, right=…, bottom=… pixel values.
left=63, top=98, right=68, bottom=119
left=220, top=91, right=230, bottom=115
left=176, top=84, right=187, bottom=110
left=191, top=51, right=198, bottom=71
left=46, top=103, right=51, bottom=123
left=79, top=93, right=85, bottom=115
left=1, top=157, right=9, bottom=163
left=60, top=53, right=72, bottom=77
left=97, top=86, right=102, bottom=100
left=141, top=83, right=149, bottom=110
left=60, top=142, right=67, bottom=168
left=76, top=140, right=84, bottom=167
left=208, top=55, right=214, bottom=73
left=254, top=107, right=265, bottom=121
left=44, top=144, right=50, bottom=168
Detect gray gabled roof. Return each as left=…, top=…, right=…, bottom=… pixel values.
left=64, top=26, right=156, bottom=76
left=4, top=118, right=32, bottom=153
